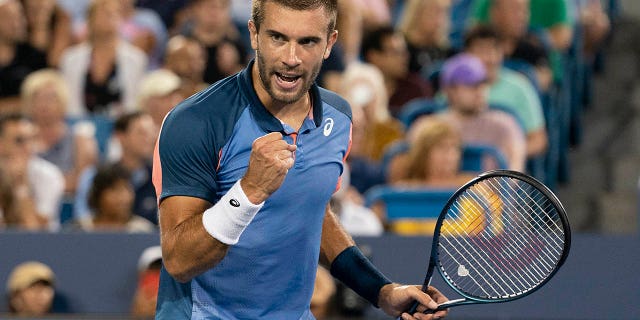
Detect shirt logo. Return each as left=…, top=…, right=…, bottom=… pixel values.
left=323, top=118, right=334, bottom=136
left=229, top=199, right=240, bottom=207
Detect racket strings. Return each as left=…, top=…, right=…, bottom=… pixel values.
left=483, top=180, right=565, bottom=267
left=477, top=189, right=559, bottom=291
left=437, top=176, right=566, bottom=300
left=442, top=197, right=535, bottom=298
left=487, top=180, right=566, bottom=266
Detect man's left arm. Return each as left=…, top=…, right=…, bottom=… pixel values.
left=319, top=204, right=449, bottom=319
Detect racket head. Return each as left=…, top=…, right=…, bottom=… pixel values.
left=431, top=169, right=571, bottom=305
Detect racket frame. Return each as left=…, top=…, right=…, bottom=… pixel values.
left=412, top=170, right=571, bottom=312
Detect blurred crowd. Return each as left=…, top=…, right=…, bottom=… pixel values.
left=0, top=0, right=616, bottom=317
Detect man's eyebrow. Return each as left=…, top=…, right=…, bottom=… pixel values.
left=265, top=29, right=287, bottom=40
left=264, top=29, right=322, bottom=43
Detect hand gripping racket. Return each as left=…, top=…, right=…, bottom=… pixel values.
left=407, top=170, right=571, bottom=314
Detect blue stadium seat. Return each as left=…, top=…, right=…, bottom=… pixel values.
left=380, top=140, right=410, bottom=181
left=380, top=141, right=508, bottom=183
left=66, top=115, right=114, bottom=160
left=398, top=98, right=446, bottom=128
left=461, top=144, right=509, bottom=171
left=364, top=185, right=455, bottom=221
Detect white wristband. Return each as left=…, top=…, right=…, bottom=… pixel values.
left=202, top=180, right=264, bottom=245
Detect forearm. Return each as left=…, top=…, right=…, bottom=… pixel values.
left=321, top=204, right=391, bottom=307
left=319, top=204, right=355, bottom=266
left=161, top=212, right=230, bottom=283
left=160, top=181, right=263, bottom=282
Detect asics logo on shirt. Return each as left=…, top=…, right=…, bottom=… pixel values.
left=323, top=118, right=334, bottom=136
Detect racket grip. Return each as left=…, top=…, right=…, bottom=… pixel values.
left=407, top=300, right=420, bottom=314
left=405, top=300, right=436, bottom=315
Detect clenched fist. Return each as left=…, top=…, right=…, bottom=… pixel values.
left=240, top=132, right=297, bottom=204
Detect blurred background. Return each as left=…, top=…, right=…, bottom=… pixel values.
left=0, top=0, right=638, bottom=319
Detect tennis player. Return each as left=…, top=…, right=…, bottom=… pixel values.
left=152, top=0, right=449, bottom=319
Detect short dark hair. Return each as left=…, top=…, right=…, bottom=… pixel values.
left=0, top=113, right=29, bottom=136
left=113, top=111, right=146, bottom=134
left=511, top=36, right=550, bottom=67
left=361, top=25, right=397, bottom=61
left=251, top=0, right=338, bottom=34
left=88, top=163, right=131, bottom=211
left=463, top=24, right=502, bottom=50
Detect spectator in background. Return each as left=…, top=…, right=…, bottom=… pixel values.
left=578, top=0, right=610, bottom=59
left=355, top=0, right=392, bottom=32
left=163, top=35, right=209, bottom=98
left=333, top=0, right=363, bottom=65
left=65, top=162, right=155, bottom=232
left=6, top=261, right=56, bottom=316
left=339, top=63, right=404, bottom=162
left=374, top=117, right=476, bottom=235
left=0, top=163, right=43, bottom=230
left=21, top=0, right=72, bottom=68
left=510, top=35, right=554, bottom=94
left=471, top=0, right=574, bottom=84
left=482, top=0, right=530, bottom=56
left=0, top=0, right=47, bottom=112
left=74, top=112, right=158, bottom=225
left=181, top=0, right=248, bottom=84
left=0, top=114, right=64, bottom=230
left=135, top=0, right=190, bottom=35
left=398, top=0, right=454, bottom=74
left=20, top=69, right=98, bottom=194
left=528, top=0, right=574, bottom=52
left=131, top=245, right=162, bottom=319
left=136, top=69, right=184, bottom=129
left=339, top=63, right=400, bottom=194
left=464, top=25, right=548, bottom=158
left=410, top=53, right=526, bottom=171
left=361, top=26, right=433, bottom=118
left=118, top=0, right=168, bottom=69
left=400, top=117, right=475, bottom=187
left=59, top=0, right=148, bottom=117
left=330, top=165, right=384, bottom=237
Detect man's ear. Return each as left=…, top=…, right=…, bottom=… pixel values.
left=323, top=30, right=339, bottom=59
left=248, top=20, right=258, bottom=51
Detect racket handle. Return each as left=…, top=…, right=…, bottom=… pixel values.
left=405, top=300, right=436, bottom=315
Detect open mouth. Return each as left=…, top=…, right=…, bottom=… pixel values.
left=275, top=72, right=302, bottom=89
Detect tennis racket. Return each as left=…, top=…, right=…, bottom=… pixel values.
left=406, top=169, right=571, bottom=315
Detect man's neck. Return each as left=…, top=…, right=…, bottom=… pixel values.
left=251, top=65, right=312, bottom=132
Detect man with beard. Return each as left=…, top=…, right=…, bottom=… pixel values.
left=152, top=0, right=448, bottom=319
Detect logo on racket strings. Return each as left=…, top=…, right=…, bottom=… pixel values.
left=457, top=265, right=470, bottom=277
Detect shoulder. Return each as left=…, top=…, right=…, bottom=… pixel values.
left=158, top=75, right=249, bottom=157
left=29, top=157, right=64, bottom=180
left=117, top=41, right=148, bottom=62
left=62, top=43, right=90, bottom=58
left=499, top=68, right=535, bottom=91
left=319, top=87, right=351, bottom=120
left=163, top=76, right=247, bottom=131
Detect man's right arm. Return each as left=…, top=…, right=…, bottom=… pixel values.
left=158, top=132, right=297, bottom=283
left=159, top=196, right=229, bottom=283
